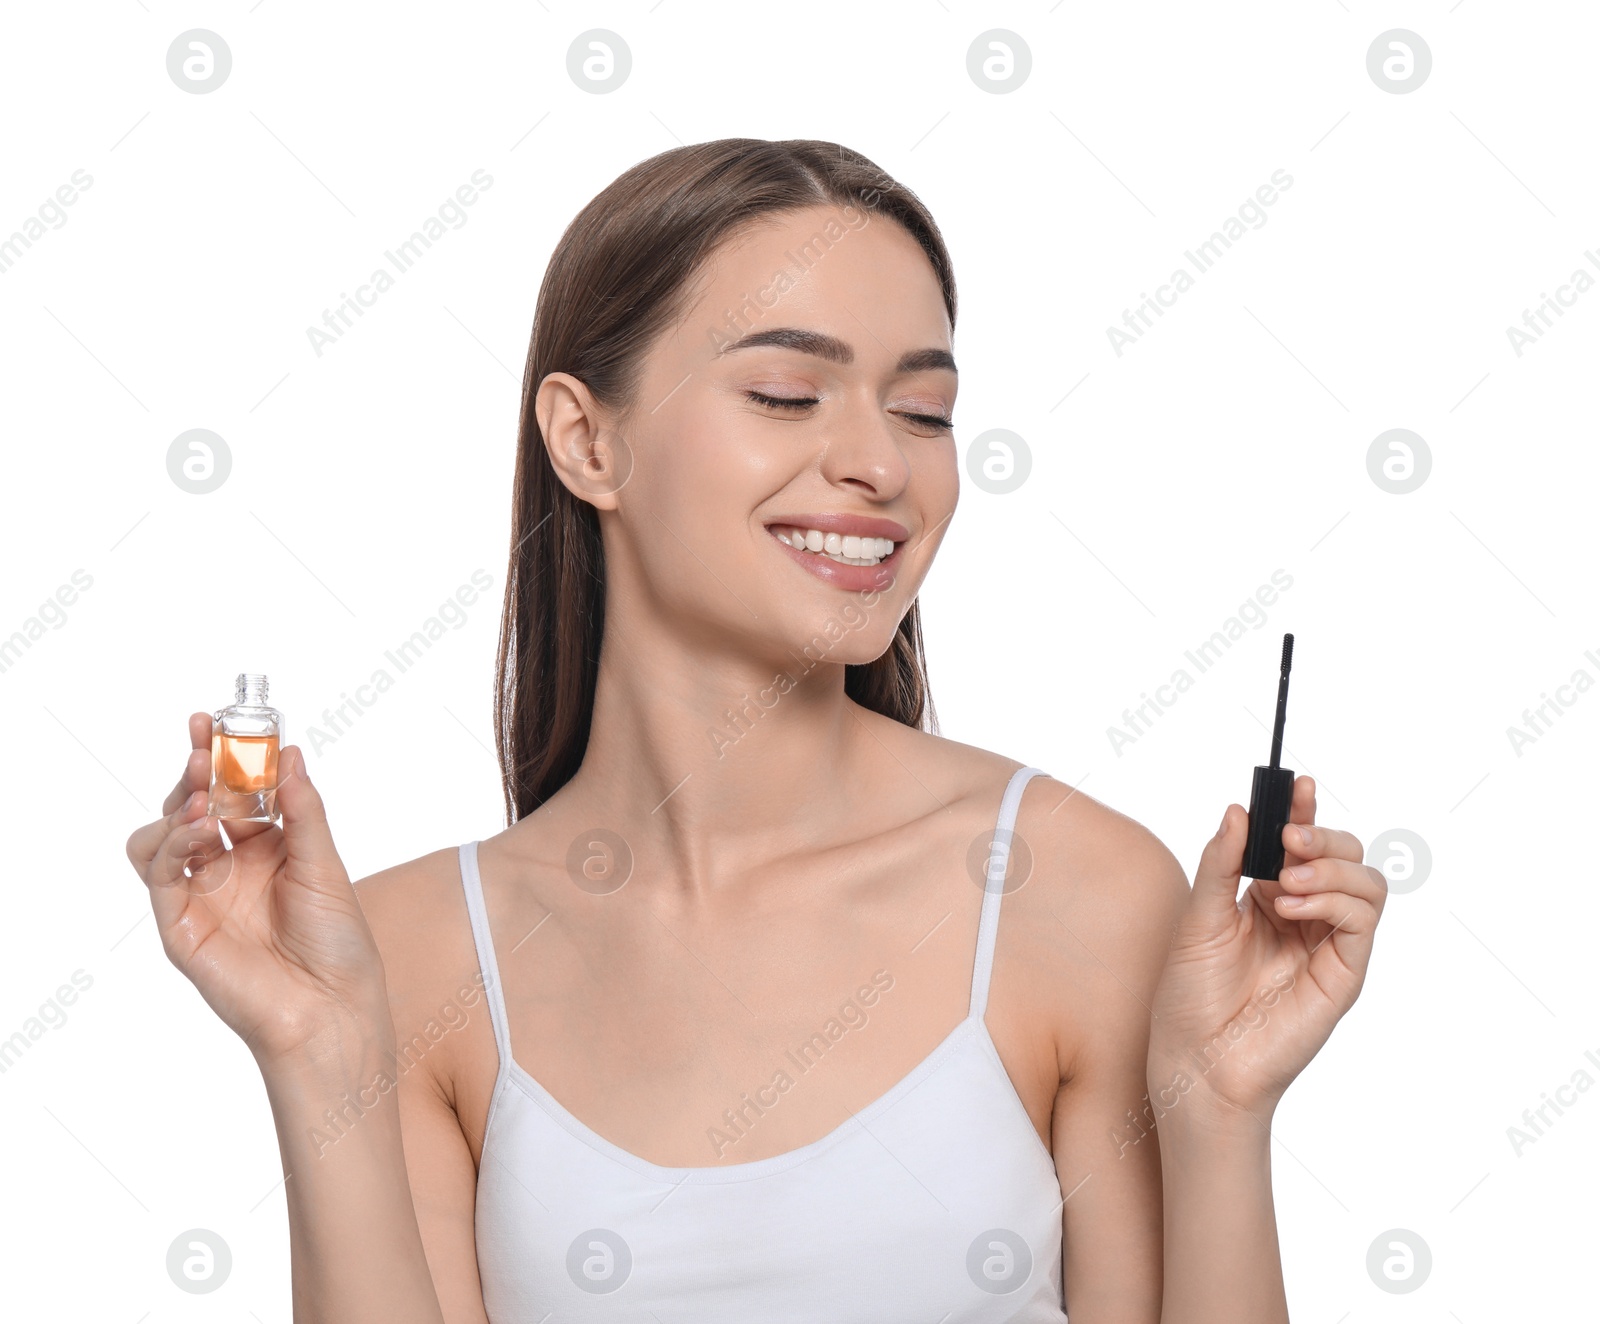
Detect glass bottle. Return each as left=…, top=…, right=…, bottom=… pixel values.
left=209, top=673, right=283, bottom=822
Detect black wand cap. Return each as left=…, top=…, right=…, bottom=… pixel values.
left=1242, top=633, right=1297, bottom=881
left=1242, top=764, right=1296, bottom=879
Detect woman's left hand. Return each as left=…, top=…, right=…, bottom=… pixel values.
left=1146, top=775, right=1388, bottom=1125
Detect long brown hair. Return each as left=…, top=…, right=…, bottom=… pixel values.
left=493, top=139, right=956, bottom=825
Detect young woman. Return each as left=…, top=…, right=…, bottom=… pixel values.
left=127, top=139, right=1387, bottom=1323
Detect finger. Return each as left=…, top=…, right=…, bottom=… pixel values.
left=1281, top=820, right=1364, bottom=867
left=128, top=787, right=206, bottom=872
left=1277, top=857, right=1388, bottom=910
left=276, top=747, right=348, bottom=885
left=1190, top=803, right=1246, bottom=920
left=131, top=790, right=222, bottom=888
left=160, top=746, right=210, bottom=816
left=159, top=713, right=213, bottom=815
left=1289, top=774, right=1317, bottom=829
left=154, top=811, right=234, bottom=893
left=1273, top=892, right=1381, bottom=986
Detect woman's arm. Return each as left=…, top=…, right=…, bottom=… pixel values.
left=1145, top=779, right=1387, bottom=1323
left=1150, top=1102, right=1285, bottom=1324
left=1028, top=788, right=1300, bottom=1321
left=125, top=725, right=465, bottom=1323
left=351, top=857, right=502, bottom=1322
left=259, top=1028, right=451, bottom=1324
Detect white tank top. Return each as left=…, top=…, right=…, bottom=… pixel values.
left=457, top=763, right=1069, bottom=1321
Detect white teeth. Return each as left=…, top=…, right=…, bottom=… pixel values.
left=772, top=525, right=896, bottom=566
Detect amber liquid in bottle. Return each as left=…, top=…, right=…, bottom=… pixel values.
left=209, top=673, right=283, bottom=822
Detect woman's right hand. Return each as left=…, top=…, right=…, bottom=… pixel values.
left=125, top=712, right=392, bottom=1072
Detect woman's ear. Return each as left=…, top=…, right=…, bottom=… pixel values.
left=535, top=371, right=633, bottom=511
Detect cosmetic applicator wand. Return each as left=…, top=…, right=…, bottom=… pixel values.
left=1242, top=632, right=1298, bottom=881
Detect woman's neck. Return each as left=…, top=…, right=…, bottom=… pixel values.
left=559, top=625, right=891, bottom=898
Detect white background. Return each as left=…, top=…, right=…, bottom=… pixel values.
left=1, top=1, right=1594, bottom=1318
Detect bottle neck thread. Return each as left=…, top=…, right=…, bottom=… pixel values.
left=235, top=673, right=269, bottom=705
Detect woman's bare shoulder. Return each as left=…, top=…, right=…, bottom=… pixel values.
left=900, top=726, right=1189, bottom=944
left=1001, top=767, right=1191, bottom=1082
left=854, top=711, right=1024, bottom=805
left=883, top=720, right=1139, bottom=835
left=847, top=704, right=1191, bottom=886
left=888, top=725, right=1192, bottom=1072
left=352, top=846, right=469, bottom=957
left=351, top=847, right=489, bottom=1092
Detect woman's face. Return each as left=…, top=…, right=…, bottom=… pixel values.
left=554, top=201, right=960, bottom=671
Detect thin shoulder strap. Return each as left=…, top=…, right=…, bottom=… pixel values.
left=457, top=840, right=513, bottom=1072
left=969, top=766, right=1046, bottom=1021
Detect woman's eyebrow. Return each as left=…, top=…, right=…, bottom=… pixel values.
left=714, top=326, right=956, bottom=376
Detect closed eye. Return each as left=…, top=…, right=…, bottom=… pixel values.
left=744, top=390, right=818, bottom=413
left=743, top=390, right=953, bottom=432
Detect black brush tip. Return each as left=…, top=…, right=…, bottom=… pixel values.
left=1279, top=632, right=1294, bottom=677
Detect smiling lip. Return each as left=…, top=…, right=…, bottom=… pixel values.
left=763, top=513, right=909, bottom=592
left=762, top=513, right=910, bottom=541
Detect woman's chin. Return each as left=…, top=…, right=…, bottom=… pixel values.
left=757, top=616, right=901, bottom=671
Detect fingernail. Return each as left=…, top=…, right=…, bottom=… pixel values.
left=1295, top=825, right=1313, bottom=848
left=1278, top=895, right=1308, bottom=909
left=1288, top=863, right=1314, bottom=881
